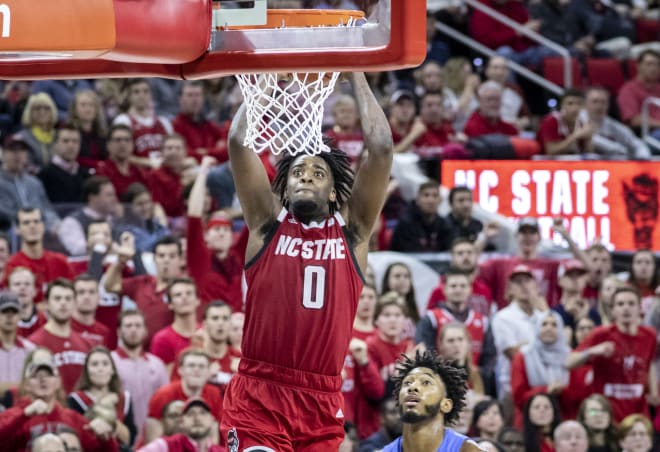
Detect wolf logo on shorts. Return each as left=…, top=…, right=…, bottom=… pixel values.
left=227, top=428, right=239, bottom=452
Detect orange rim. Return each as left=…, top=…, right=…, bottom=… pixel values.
left=217, top=9, right=366, bottom=30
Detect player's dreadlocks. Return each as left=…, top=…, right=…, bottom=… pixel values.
left=271, top=139, right=354, bottom=214
left=392, top=349, right=468, bottom=426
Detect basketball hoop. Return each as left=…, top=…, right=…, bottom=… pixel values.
left=234, top=9, right=364, bottom=156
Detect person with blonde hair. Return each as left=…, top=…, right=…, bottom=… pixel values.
left=618, top=414, right=653, bottom=452
left=20, top=92, right=59, bottom=171
left=68, top=89, right=109, bottom=170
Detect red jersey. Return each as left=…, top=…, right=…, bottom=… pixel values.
left=129, top=113, right=169, bottom=158
left=0, top=402, right=118, bottom=452
left=121, top=275, right=172, bottom=346
left=413, top=122, right=454, bottom=158
left=4, top=251, right=74, bottom=302
left=158, top=434, right=224, bottom=452
left=463, top=111, right=518, bottom=138
left=428, top=308, right=486, bottom=364
left=537, top=112, right=589, bottom=154
left=149, top=325, right=192, bottom=365
left=148, top=381, right=223, bottom=422
left=27, top=327, right=92, bottom=393
left=186, top=217, right=245, bottom=314
left=426, top=278, right=493, bottom=316
left=96, top=159, right=148, bottom=198
left=341, top=352, right=384, bottom=439
left=366, top=334, right=414, bottom=382
left=70, top=317, right=112, bottom=348
left=478, top=257, right=561, bottom=309
left=17, top=309, right=47, bottom=338
left=242, top=208, right=363, bottom=381
left=352, top=328, right=375, bottom=342
left=96, top=291, right=123, bottom=349
left=172, top=114, right=229, bottom=163
left=325, top=128, right=364, bottom=164
left=577, top=324, right=657, bottom=421
left=148, top=166, right=185, bottom=218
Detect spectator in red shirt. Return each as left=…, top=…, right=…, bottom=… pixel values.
left=537, top=89, right=595, bottom=156
left=325, top=95, right=364, bottom=166
left=113, top=79, right=173, bottom=167
left=389, top=90, right=422, bottom=155
left=435, top=323, right=485, bottom=394
left=617, top=50, right=660, bottom=136
left=485, top=56, right=531, bottom=129
left=186, top=157, right=245, bottom=312
left=427, top=238, right=494, bottom=316
left=172, top=81, right=229, bottom=164
left=70, top=275, right=112, bottom=349
left=148, top=134, right=191, bottom=219
left=145, top=349, right=223, bottom=444
left=104, top=234, right=184, bottom=346
left=464, top=81, right=519, bottom=139
left=0, top=357, right=118, bottom=452
left=27, top=279, right=92, bottom=393
left=568, top=287, right=658, bottom=422
left=150, top=277, right=200, bottom=371
left=583, top=243, right=613, bottom=308
left=7, top=267, right=47, bottom=338
left=353, top=285, right=377, bottom=340
left=4, top=208, right=74, bottom=302
left=96, top=125, right=149, bottom=198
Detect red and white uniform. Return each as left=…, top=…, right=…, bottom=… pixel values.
left=27, top=328, right=92, bottom=393
left=125, top=113, right=171, bottom=159
left=149, top=326, right=192, bottom=366
left=366, top=334, right=414, bottom=382
left=427, top=307, right=486, bottom=364
left=120, top=275, right=172, bottom=346
left=577, top=324, right=656, bottom=421
left=4, top=251, right=74, bottom=302
left=17, top=309, right=47, bottom=338
left=222, top=208, right=363, bottom=451
left=70, top=317, right=112, bottom=349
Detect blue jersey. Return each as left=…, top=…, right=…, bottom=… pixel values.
left=381, top=428, right=470, bottom=452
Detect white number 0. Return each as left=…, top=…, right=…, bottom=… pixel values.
left=302, top=265, right=326, bottom=309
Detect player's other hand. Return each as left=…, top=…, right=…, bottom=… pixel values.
left=349, top=338, right=369, bottom=366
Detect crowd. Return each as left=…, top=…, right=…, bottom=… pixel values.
left=0, top=1, right=659, bottom=452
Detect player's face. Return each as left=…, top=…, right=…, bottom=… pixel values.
left=8, top=270, right=36, bottom=309
left=375, top=305, right=405, bottom=340
left=632, top=251, right=655, bottom=282
left=0, top=308, right=19, bottom=335
left=154, top=244, right=182, bottom=279
left=611, top=292, right=641, bottom=327
left=179, top=356, right=210, bottom=388
left=555, top=424, right=588, bottom=452
left=399, top=367, right=451, bottom=424
left=119, top=314, right=147, bottom=348
left=416, top=187, right=441, bottom=216
left=46, top=287, right=76, bottom=324
left=439, top=327, right=468, bottom=362
left=27, top=368, right=60, bottom=399
left=286, top=155, right=336, bottom=218
left=444, top=275, right=471, bottom=305
left=538, top=314, right=559, bottom=345
left=205, top=225, right=233, bottom=253
left=74, top=280, right=100, bottom=315
left=528, top=395, right=554, bottom=427
left=387, top=265, right=412, bottom=296
left=204, top=305, right=232, bottom=343
left=356, top=286, right=377, bottom=319
left=169, top=283, right=199, bottom=316
left=182, top=406, right=213, bottom=440
left=86, top=351, right=114, bottom=389
left=17, top=210, right=45, bottom=245
left=451, top=243, right=477, bottom=271
left=228, top=312, right=244, bottom=348
left=620, top=421, right=652, bottom=452
left=583, top=399, right=611, bottom=431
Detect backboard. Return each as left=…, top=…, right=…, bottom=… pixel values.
left=0, top=0, right=426, bottom=80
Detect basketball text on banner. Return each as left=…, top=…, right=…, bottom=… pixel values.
left=441, top=160, right=660, bottom=251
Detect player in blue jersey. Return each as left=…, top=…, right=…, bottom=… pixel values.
left=382, top=350, right=484, bottom=452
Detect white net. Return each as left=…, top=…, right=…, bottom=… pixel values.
left=235, top=72, right=341, bottom=156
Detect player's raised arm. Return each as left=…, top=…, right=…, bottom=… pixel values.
left=346, top=72, right=393, bottom=243
left=228, top=103, right=279, bottom=232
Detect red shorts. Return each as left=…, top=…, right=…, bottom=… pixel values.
left=221, top=358, right=345, bottom=452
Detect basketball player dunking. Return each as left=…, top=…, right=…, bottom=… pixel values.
left=220, top=72, right=393, bottom=451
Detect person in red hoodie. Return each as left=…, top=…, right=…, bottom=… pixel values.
left=0, top=358, right=118, bottom=452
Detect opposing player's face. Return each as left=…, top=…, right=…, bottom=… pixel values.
left=46, top=287, right=75, bottom=324
left=168, top=283, right=199, bottom=315
left=356, top=286, right=377, bottom=319
left=451, top=243, right=477, bottom=271
left=154, top=244, right=182, bottom=279
left=118, top=314, right=147, bottom=348
left=204, top=305, right=232, bottom=343
left=399, top=367, right=451, bottom=424
left=182, top=405, right=214, bottom=440
left=86, top=351, right=114, bottom=388
left=74, top=280, right=100, bottom=315
left=611, top=292, right=641, bottom=326
left=528, top=395, right=554, bottom=427
left=286, top=155, right=336, bottom=217
left=387, top=265, right=412, bottom=296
